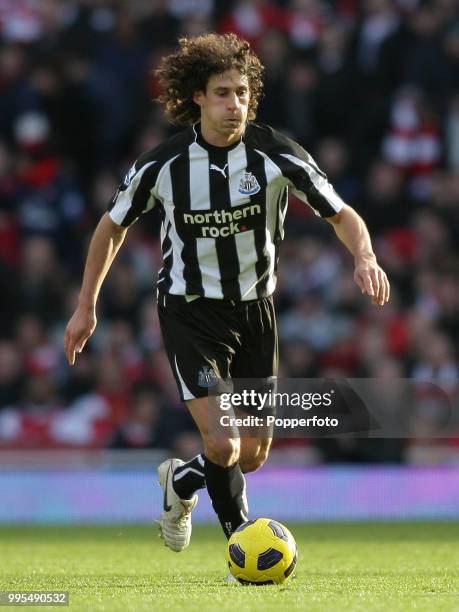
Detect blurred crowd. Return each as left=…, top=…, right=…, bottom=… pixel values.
left=0, top=0, right=458, bottom=463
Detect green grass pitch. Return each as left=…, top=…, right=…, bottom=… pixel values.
left=1, top=523, right=459, bottom=611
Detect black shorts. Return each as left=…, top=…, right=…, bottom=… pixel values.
left=158, top=293, right=278, bottom=404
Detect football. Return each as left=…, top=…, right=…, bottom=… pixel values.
left=226, top=518, right=297, bottom=585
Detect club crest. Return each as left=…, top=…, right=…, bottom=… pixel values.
left=239, top=172, right=260, bottom=195
left=197, top=365, right=219, bottom=388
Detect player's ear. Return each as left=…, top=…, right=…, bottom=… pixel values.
left=193, top=90, right=205, bottom=107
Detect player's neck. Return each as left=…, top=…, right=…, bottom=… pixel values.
left=199, top=120, right=245, bottom=148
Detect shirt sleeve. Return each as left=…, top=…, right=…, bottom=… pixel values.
left=273, top=138, right=345, bottom=218
left=108, top=157, right=160, bottom=227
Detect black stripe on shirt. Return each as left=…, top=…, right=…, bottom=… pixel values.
left=272, top=152, right=338, bottom=218
left=158, top=216, right=173, bottom=293
left=244, top=146, right=269, bottom=298
left=111, top=162, right=161, bottom=226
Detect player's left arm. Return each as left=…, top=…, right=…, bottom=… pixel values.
left=266, top=131, right=390, bottom=305
left=325, top=204, right=390, bottom=306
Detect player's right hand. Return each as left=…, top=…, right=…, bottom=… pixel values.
left=64, top=306, right=97, bottom=365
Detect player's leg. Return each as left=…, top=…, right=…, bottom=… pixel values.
left=184, top=396, right=249, bottom=539
left=156, top=294, right=244, bottom=547
left=231, top=296, right=278, bottom=475
left=159, top=395, right=248, bottom=541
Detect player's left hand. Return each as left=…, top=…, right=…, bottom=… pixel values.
left=354, top=256, right=390, bottom=306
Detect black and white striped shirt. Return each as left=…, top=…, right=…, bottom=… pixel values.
left=108, top=122, right=345, bottom=301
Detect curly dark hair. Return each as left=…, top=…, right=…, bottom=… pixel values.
left=155, top=33, right=264, bottom=126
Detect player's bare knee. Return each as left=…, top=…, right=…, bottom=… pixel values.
left=239, top=457, right=255, bottom=473
left=239, top=453, right=265, bottom=473
left=239, top=451, right=263, bottom=473
left=204, top=436, right=240, bottom=467
left=240, top=440, right=271, bottom=473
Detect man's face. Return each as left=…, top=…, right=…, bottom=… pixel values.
left=193, top=69, right=250, bottom=137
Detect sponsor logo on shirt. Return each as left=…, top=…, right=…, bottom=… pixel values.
left=182, top=203, right=262, bottom=238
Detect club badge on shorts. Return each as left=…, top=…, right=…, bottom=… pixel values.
left=197, top=365, right=219, bottom=387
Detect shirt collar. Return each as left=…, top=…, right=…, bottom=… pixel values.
left=192, top=121, right=246, bottom=153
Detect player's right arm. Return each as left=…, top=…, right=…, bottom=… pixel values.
left=64, top=147, right=163, bottom=365
left=64, top=142, right=171, bottom=364
left=64, top=213, right=127, bottom=365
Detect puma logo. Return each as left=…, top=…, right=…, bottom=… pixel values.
left=210, top=163, right=228, bottom=178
